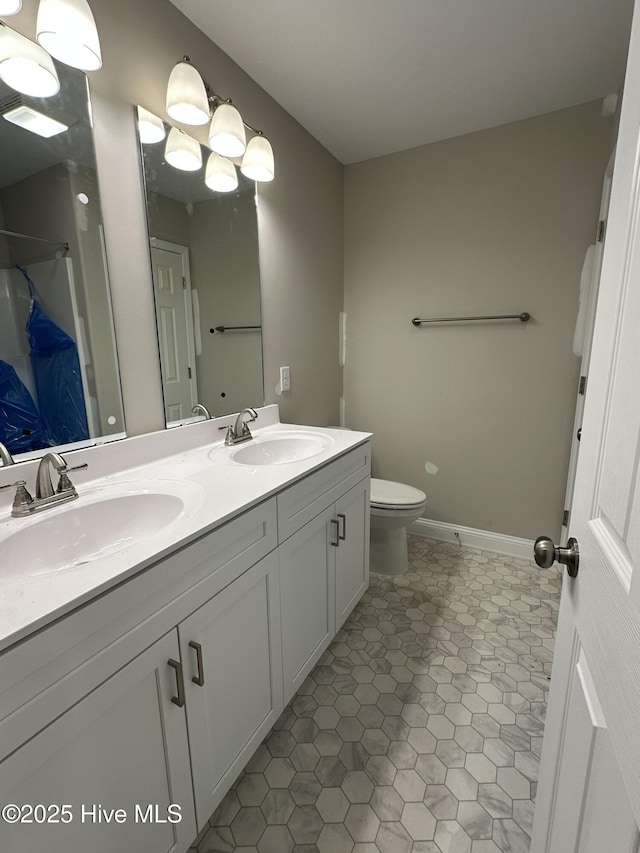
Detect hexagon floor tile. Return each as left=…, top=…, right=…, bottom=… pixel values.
left=189, top=536, right=560, bottom=853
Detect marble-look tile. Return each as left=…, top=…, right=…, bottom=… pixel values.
left=190, top=537, right=559, bottom=853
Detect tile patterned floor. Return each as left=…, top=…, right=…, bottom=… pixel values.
left=189, top=535, right=560, bottom=853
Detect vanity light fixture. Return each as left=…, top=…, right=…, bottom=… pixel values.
left=166, top=58, right=209, bottom=126
left=0, top=0, right=21, bottom=14
left=137, top=105, right=166, bottom=144
left=208, top=102, right=246, bottom=158
left=36, top=0, right=101, bottom=71
left=0, top=24, right=60, bottom=98
left=205, top=151, right=238, bottom=193
left=165, top=56, right=275, bottom=183
left=240, top=134, right=275, bottom=183
left=164, top=125, right=202, bottom=171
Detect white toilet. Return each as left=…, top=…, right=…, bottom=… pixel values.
left=369, top=478, right=427, bottom=576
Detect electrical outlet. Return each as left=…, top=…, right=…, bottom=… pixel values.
left=280, top=366, right=291, bottom=392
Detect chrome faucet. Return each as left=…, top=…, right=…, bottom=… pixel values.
left=0, top=452, right=88, bottom=517
left=0, top=442, right=15, bottom=467
left=222, top=407, right=258, bottom=446
left=192, top=403, right=213, bottom=420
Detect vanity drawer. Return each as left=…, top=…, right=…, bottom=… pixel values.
left=0, top=498, right=277, bottom=760
left=277, top=443, right=371, bottom=541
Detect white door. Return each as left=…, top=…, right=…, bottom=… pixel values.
left=335, top=478, right=370, bottom=629
left=279, top=505, right=336, bottom=699
left=150, top=240, right=198, bottom=424
left=0, top=631, right=196, bottom=853
left=560, top=155, right=614, bottom=542
left=531, top=9, right=640, bottom=852
left=179, top=554, right=283, bottom=830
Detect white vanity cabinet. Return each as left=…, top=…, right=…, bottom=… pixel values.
left=0, top=438, right=371, bottom=853
left=0, top=630, right=197, bottom=853
left=179, top=552, right=283, bottom=828
left=277, top=444, right=371, bottom=700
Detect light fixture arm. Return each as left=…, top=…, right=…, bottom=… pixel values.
left=180, top=56, right=265, bottom=136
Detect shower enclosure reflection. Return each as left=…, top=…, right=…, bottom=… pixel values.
left=0, top=27, right=124, bottom=458
left=137, top=108, right=264, bottom=424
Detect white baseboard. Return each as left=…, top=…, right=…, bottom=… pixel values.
left=408, top=517, right=535, bottom=561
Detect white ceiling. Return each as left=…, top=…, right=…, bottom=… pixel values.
left=169, top=0, right=634, bottom=165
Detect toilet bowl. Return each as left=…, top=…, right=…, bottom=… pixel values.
left=369, top=478, right=426, bottom=576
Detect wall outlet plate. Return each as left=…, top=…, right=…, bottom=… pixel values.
left=280, top=366, right=291, bottom=392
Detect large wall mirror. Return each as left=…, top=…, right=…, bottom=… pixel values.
left=0, top=23, right=124, bottom=459
left=136, top=108, right=265, bottom=425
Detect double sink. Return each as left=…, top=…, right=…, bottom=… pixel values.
left=0, top=429, right=334, bottom=581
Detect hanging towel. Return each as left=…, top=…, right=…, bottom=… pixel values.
left=17, top=265, right=90, bottom=446
left=572, top=244, right=596, bottom=357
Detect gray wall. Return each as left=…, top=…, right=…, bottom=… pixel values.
left=344, top=102, right=611, bottom=540
left=5, top=0, right=345, bottom=433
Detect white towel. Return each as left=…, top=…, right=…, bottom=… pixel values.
left=573, top=244, right=596, bottom=357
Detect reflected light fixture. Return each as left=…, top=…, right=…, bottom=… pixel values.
left=166, top=58, right=209, bottom=126
left=0, top=24, right=60, bottom=97
left=241, top=134, right=275, bottom=183
left=0, top=0, right=22, bottom=14
left=137, top=105, right=166, bottom=144
left=205, top=151, right=238, bottom=193
left=165, top=126, right=202, bottom=171
left=208, top=102, right=246, bottom=158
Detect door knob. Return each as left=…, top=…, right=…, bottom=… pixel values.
left=534, top=536, right=579, bottom=578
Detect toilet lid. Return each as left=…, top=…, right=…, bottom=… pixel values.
left=370, top=478, right=426, bottom=509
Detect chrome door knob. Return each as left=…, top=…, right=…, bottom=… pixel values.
left=534, top=536, right=579, bottom=578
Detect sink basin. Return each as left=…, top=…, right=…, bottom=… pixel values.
left=211, top=430, right=334, bottom=466
left=0, top=480, right=203, bottom=582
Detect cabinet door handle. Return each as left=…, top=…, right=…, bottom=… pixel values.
left=331, top=518, right=340, bottom=546
left=189, top=640, right=205, bottom=687
left=168, top=658, right=185, bottom=707
left=338, top=513, right=346, bottom=541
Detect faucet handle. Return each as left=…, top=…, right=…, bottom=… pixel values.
left=0, top=480, right=34, bottom=512
left=56, top=463, right=88, bottom=494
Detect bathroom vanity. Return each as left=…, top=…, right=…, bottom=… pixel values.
left=0, top=408, right=371, bottom=852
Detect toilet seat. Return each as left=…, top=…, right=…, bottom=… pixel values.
left=370, top=478, right=426, bottom=511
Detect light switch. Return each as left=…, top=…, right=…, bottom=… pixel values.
left=280, top=365, right=291, bottom=392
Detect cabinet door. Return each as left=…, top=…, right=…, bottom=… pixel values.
left=179, top=553, right=283, bottom=829
left=335, top=478, right=370, bottom=629
left=0, top=631, right=196, bottom=853
left=279, top=505, right=336, bottom=701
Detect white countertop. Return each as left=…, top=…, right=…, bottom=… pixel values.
left=0, top=407, right=371, bottom=653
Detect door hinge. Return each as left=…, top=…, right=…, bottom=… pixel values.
left=188, top=367, right=192, bottom=379
left=562, top=509, right=570, bottom=528
left=597, top=219, right=606, bottom=242
left=579, top=375, right=587, bottom=395
left=182, top=277, right=187, bottom=290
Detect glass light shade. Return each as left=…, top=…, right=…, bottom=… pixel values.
left=166, top=60, right=209, bottom=126
left=164, top=126, right=202, bottom=171
left=205, top=151, right=238, bottom=193
left=240, top=135, right=274, bottom=182
left=137, top=106, right=166, bottom=144
left=0, top=0, right=22, bottom=15
left=36, top=0, right=102, bottom=71
left=0, top=26, right=60, bottom=98
left=208, top=103, right=246, bottom=158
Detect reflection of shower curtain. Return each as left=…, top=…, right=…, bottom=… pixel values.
left=0, top=359, right=47, bottom=453
left=17, top=266, right=89, bottom=446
